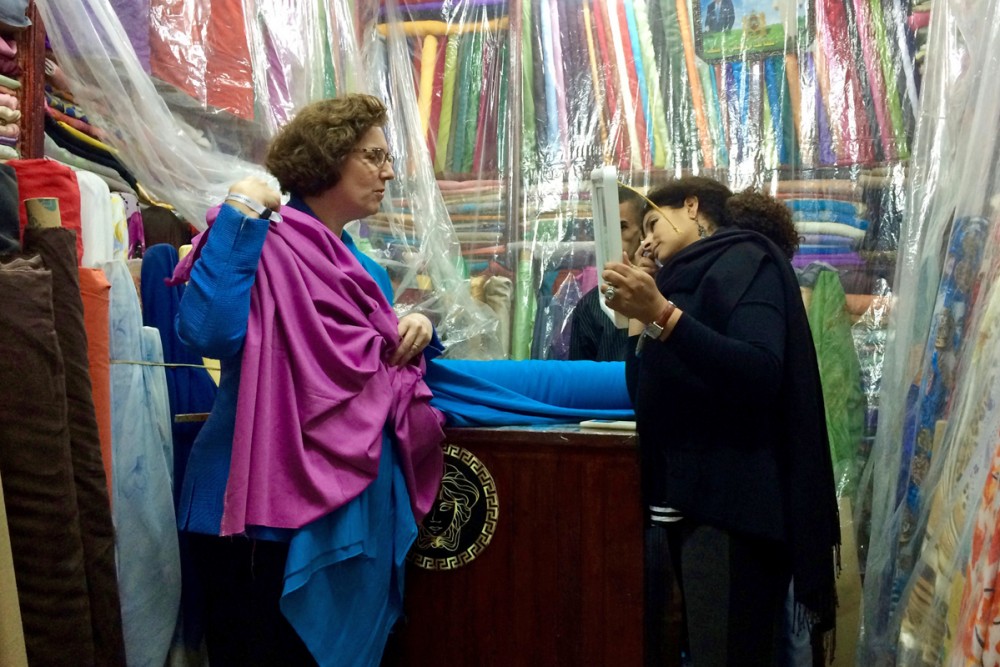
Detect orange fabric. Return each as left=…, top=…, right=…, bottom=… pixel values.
left=79, top=267, right=113, bottom=502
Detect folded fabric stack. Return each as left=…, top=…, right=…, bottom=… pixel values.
left=786, top=197, right=868, bottom=269
left=0, top=34, right=19, bottom=160
left=363, top=178, right=509, bottom=272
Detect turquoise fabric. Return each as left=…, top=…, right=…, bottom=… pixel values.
left=425, top=359, right=635, bottom=425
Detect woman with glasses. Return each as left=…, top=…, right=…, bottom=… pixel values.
left=171, top=94, right=445, bottom=666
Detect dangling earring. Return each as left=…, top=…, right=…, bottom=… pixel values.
left=696, top=219, right=708, bottom=239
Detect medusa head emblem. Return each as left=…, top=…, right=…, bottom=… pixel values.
left=411, top=444, right=499, bottom=570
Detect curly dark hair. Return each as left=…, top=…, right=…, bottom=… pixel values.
left=265, top=94, right=388, bottom=197
left=725, top=190, right=799, bottom=259
left=645, top=176, right=798, bottom=259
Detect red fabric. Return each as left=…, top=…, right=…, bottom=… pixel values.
left=590, top=0, right=626, bottom=168
left=819, top=0, right=874, bottom=165
left=9, top=159, right=83, bottom=264
left=78, top=268, right=113, bottom=504
left=149, top=0, right=205, bottom=109
left=149, top=0, right=254, bottom=119
left=204, top=0, right=254, bottom=119
left=473, top=37, right=500, bottom=173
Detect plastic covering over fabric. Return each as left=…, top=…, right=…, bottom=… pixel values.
left=852, top=0, right=1000, bottom=660
left=34, top=0, right=955, bottom=658
left=38, top=0, right=502, bottom=357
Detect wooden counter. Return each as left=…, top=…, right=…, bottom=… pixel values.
left=383, top=425, right=645, bottom=666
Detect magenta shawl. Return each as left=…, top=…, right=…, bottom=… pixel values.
left=173, top=205, right=444, bottom=536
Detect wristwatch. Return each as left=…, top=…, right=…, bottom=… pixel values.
left=225, top=192, right=283, bottom=223
left=642, top=300, right=677, bottom=340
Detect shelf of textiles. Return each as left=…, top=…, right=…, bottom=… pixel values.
left=0, top=4, right=29, bottom=161
left=39, top=57, right=195, bottom=263
left=386, top=0, right=920, bottom=181
left=518, top=172, right=895, bottom=358
left=362, top=163, right=903, bottom=365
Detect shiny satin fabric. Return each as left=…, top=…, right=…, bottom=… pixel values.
left=22, top=227, right=126, bottom=666
left=0, top=250, right=95, bottom=665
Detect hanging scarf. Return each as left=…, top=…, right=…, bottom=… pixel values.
left=171, top=205, right=445, bottom=536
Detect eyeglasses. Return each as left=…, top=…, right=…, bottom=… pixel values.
left=350, top=147, right=395, bottom=168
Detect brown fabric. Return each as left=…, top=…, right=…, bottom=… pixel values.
left=142, top=204, right=192, bottom=251
left=0, top=251, right=95, bottom=666
left=22, top=227, right=125, bottom=666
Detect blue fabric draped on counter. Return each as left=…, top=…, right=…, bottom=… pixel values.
left=425, top=359, right=635, bottom=426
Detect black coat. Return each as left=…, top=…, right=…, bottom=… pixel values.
left=626, top=228, right=840, bottom=628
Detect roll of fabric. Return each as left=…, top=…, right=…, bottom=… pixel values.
left=434, top=34, right=460, bottom=173
left=547, top=0, right=569, bottom=154
left=417, top=34, right=438, bottom=136
left=426, top=35, right=448, bottom=164
left=425, top=359, right=635, bottom=425
left=8, top=158, right=84, bottom=264
left=624, top=0, right=653, bottom=167
left=461, top=29, right=485, bottom=174
left=0, top=253, right=95, bottom=665
left=603, top=0, right=641, bottom=170
left=79, top=267, right=113, bottom=499
left=24, top=227, right=125, bottom=667
left=139, top=245, right=218, bottom=508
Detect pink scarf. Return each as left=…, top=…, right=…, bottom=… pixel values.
left=173, top=205, right=444, bottom=536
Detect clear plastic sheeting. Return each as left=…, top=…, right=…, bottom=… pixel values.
left=38, top=0, right=500, bottom=357
left=37, top=0, right=267, bottom=224
left=855, top=0, right=1000, bottom=660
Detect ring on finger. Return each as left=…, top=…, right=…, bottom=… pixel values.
left=604, top=285, right=617, bottom=301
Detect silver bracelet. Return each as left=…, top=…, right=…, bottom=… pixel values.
left=224, top=192, right=282, bottom=223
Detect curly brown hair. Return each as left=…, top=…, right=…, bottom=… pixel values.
left=265, top=94, right=389, bottom=197
left=645, top=176, right=798, bottom=259
left=725, top=190, right=799, bottom=259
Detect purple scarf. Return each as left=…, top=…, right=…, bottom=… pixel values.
left=171, top=205, right=444, bottom=536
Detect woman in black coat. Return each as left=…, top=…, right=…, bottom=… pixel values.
left=602, top=177, right=839, bottom=666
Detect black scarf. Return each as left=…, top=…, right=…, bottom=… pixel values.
left=660, top=228, right=841, bottom=630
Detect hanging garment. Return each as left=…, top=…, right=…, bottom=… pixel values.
left=77, top=170, right=115, bottom=267
left=105, top=259, right=181, bottom=667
